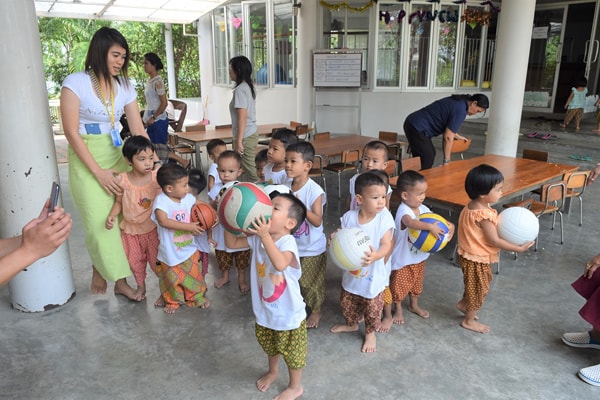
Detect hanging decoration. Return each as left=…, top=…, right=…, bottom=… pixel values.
left=319, top=0, right=377, bottom=13
left=217, top=21, right=225, bottom=32
left=461, top=7, right=492, bottom=28
left=231, top=17, right=242, bottom=29
left=377, top=0, right=499, bottom=27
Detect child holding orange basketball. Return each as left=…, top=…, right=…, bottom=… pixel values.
left=105, top=136, right=162, bottom=301
left=379, top=170, right=454, bottom=332
left=457, top=164, right=533, bottom=333
left=331, top=172, right=395, bottom=353
left=208, top=150, right=251, bottom=292
left=347, top=140, right=390, bottom=211
left=152, top=163, right=209, bottom=313
left=264, top=128, right=297, bottom=185
left=285, top=141, right=327, bottom=328
left=224, top=193, right=308, bottom=400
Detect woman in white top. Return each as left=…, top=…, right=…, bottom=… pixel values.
left=60, top=27, right=148, bottom=301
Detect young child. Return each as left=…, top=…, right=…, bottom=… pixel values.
left=561, top=77, right=588, bottom=131
left=264, top=128, right=297, bottom=185
left=105, top=136, right=162, bottom=301
left=457, top=164, right=533, bottom=333
left=224, top=193, right=308, bottom=400
left=255, top=148, right=268, bottom=182
left=208, top=150, right=251, bottom=292
left=380, top=170, right=455, bottom=332
left=188, top=168, right=210, bottom=278
left=206, top=139, right=228, bottom=192
left=348, top=140, right=391, bottom=211
left=152, top=163, right=209, bottom=313
left=285, top=141, right=327, bottom=328
left=331, top=172, right=395, bottom=353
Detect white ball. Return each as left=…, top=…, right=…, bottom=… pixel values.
left=497, top=207, right=539, bottom=246
left=329, top=227, right=372, bottom=271
left=263, top=184, right=291, bottom=198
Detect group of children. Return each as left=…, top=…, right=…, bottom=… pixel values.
left=105, top=131, right=535, bottom=399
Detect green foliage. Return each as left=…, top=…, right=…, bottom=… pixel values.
left=39, top=18, right=200, bottom=104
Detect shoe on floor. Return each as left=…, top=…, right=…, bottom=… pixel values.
left=562, top=331, right=600, bottom=349
left=578, top=363, right=600, bottom=386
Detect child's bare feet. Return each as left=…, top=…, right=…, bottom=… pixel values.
left=238, top=281, right=250, bottom=294
left=257, top=371, right=278, bottom=392
left=392, top=308, right=404, bottom=325
left=91, top=266, right=107, bottom=294
left=330, top=323, right=359, bottom=333
left=214, top=277, right=230, bottom=288
left=594, top=129, right=600, bottom=133
left=461, top=318, right=490, bottom=334
left=408, top=305, right=430, bottom=319
left=274, top=386, right=304, bottom=400
left=377, top=316, right=393, bottom=333
left=154, top=296, right=165, bottom=307
left=361, top=332, right=377, bottom=353
left=456, top=302, right=479, bottom=320
left=307, top=311, right=321, bottom=329
left=200, top=299, right=210, bottom=309
left=560, top=123, right=566, bottom=128
left=164, top=305, right=178, bottom=314
left=114, top=279, right=143, bottom=301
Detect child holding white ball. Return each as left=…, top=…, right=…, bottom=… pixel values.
left=331, top=172, right=395, bottom=353
left=457, top=164, right=534, bottom=334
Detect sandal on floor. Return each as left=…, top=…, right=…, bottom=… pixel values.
left=527, top=132, right=540, bottom=138
left=539, top=133, right=557, bottom=140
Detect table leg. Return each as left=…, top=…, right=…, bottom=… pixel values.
left=194, top=144, right=203, bottom=172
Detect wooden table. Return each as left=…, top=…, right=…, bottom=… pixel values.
left=419, top=154, right=578, bottom=213
left=176, top=123, right=287, bottom=170
left=311, top=135, right=400, bottom=158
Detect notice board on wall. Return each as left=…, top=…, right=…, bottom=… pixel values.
left=313, top=51, right=362, bottom=87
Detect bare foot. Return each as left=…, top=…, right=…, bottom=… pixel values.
left=164, top=306, right=178, bottom=314
left=408, top=305, right=430, bottom=319
left=238, top=281, right=250, bottom=294
left=307, top=311, right=321, bottom=329
left=361, top=332, right=377, bottom=353
left=200, top=299, right=211, bottom=309
left=456, top=302, right=478, bottom=320
left=91, top=266, right=107, bottom=294
left=392, top=308, right=404, bottom=325
left=114, top=279, right=144, bottom=302
left=273, top=386, right=304, bottom=400
left=461, top=318, right=490, bottom=334
left=134, top=285, right=146, bottom=301
left=214, top=277, right=230, bottom=289
left=154, top=296, right=165, bottom=307
left=560, top=123, right=566, bottom=128
left=330, top=323, right=359, bottom=333
left=376, top=316, right=393, bottom=333
left=593, top=129, right=600, bottom=133
left=257, top=371, right=278, bottom=393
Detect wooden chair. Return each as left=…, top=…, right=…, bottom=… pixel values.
left=215, top=124, right=232, bottom=129
left=323, top=148, right=360, bottom=198
left=167, top=99, right=187, bottom=132
left=313, top=131, right=330, bottom=141
left=522, top=148, right=549, bottom=162
left=184, top=124, right=206, bottom=132
left=401, top=156, right=421, bottom=172
left=379, top=131, right=401, bottom=161
left=563, top=170, right=590, bottom=226
left=503, top=181, right=566, bottom=251
left=309, top=154, right=327, bottom=194
left=451, top=138, right=471, bottom=160
left=295, top=124, right=309, bottom=140
left=385, top=159, right=399, bottom=188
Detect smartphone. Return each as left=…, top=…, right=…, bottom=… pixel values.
left=49, top=181, right=60, bottom=212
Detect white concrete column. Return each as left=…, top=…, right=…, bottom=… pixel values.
left=297, top=1, right=318, bottom=124
left=0, top=0, right=74, bottom=311
left=198, top=14, right=214, bottom=123
left=485, top=0, right=536, bottom=156
left=164, top=23, right=177, bottom=98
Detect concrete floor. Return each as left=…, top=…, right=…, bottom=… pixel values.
left=2, top=115, right=600, bottom=399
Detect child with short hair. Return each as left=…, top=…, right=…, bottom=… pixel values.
left=206, top=139, right=228, bottom=192
left=331, top=172, right=395, bottom=353
left=561, top=77, right=588, bottom=131
left=380, top=170, right=455, bottom=332
left=348, top=140, right=391, bottom=211
left=224, top=193, right=308, bottom=400
left=255, top=148, right=268, bottom=182
left=285, top=141, right=327, bottom=328
left=264, top=128, right=297, bottom=185
left=457, top=164, right=533, bottom=333
left=188, top=168, right=210, bottom=278
left=152, top=163, right=209, bottom=313
left=105, top=136, right=162, bottom=301
left=208, top=150, right=251, bottom=292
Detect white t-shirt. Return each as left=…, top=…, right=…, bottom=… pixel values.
left=264, top=163, right=292, bottom=185
left=208, top=162, right=222, bottom=189
left=152, top=193, right=198, bottom=266
left=348, top=173, right=393, bottom=211
left=289, top=179, right=326, bottom=256
left=62, top=71, right=137, bottom=134
left=340, top=208, right=395, bottom=299
left=249, top=234, right=306, bottom=330
left=229, top=82, right=257, bottom=139
left=390, top=203, right=431, bottom=271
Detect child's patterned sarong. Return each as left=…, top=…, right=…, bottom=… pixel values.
left=299, top=253, right=327, bottom=312
left=390, top=261, right=426, bottom=302
left=156, top=251, right=207, bottom=310
left=339, top=288, right=384, bottom=334
left=458, top=254, right=492, bottom=311
left=255, top=320, right=307, bottom=370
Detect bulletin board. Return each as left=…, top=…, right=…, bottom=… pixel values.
left=313, top=51, right=362, bottom=87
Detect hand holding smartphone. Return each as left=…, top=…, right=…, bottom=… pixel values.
left=49, top=181, right=60, bottom=213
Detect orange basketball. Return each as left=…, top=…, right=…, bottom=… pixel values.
left=191, top=202, right=217, bottom=230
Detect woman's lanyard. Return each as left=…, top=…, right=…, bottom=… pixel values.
left=89, top=70, right=115, bottom=129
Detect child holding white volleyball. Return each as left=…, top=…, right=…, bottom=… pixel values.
left=285, top=141, right=328, bottom=328
left=457, top=164, right=533, bottom=333
left=224, top=193, right=308, bottom=400
left=331, top=172, right=395, bottom=353
left=208, top=150, right=251, bottom=292
left=379, top=170, right=454, bottom=332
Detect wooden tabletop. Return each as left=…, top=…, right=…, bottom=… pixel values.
left=419, top=154, right=578, bottom=213
left=311, top=135, right=400, bottom=158
left=176, top=123, right=287, bottom=144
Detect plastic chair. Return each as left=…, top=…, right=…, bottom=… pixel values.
left=167, top=99, right=187, bottom=132
left=324, top=148, right=360, bottom=198
left=451, top=138, right=471, bottom=160
left=563, top=170, right=590, bottom=226
left=401, top=156, right=421, bottom=172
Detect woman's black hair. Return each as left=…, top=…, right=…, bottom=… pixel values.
left=144, top=52, right=164, bottom=70
left=229, top=55, right=256, bottom=99
left=85, top=27, right=131, bottom=87
left=452, top=93, right=489, bottom=110
left=464, top=164, right=504, bottom=200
